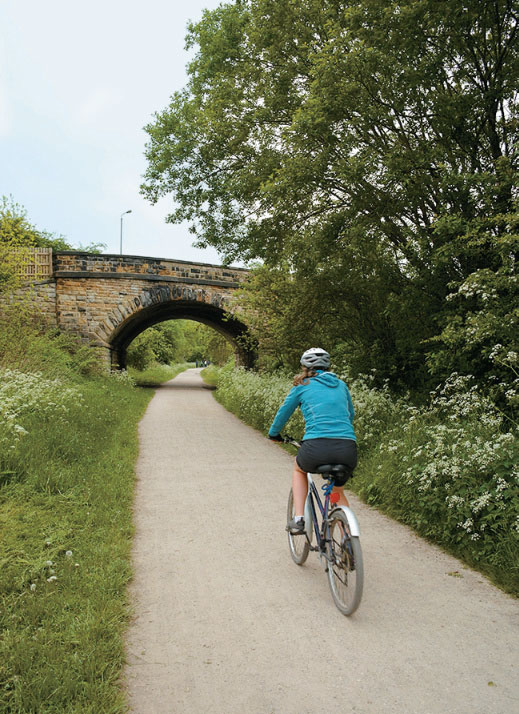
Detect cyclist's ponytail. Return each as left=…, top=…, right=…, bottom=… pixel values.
left=293, top=367, right=317, bottom=386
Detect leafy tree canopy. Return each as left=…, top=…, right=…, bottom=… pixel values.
left=0, top=196, right=72, bottom=249
left=143, top=0, right=519, bottom=393
left=126, top=320, right=233, bottom=371
left=143, top=0, right=518, bottom=263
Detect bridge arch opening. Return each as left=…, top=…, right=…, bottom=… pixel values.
left=109, top=299, right=255, bottom=370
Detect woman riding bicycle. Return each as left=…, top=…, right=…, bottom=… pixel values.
left=268, top=348, right=357, bottom=534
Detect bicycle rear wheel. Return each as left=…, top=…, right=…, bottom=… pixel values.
left=287, top=488, right=310, bottom=565
left=327, top=508, right=363, bottom=615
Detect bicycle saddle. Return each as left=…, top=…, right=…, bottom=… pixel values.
left=315, top=464, right=349, bottom=475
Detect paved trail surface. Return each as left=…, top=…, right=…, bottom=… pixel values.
left=125, top=369, right=518, bottom=714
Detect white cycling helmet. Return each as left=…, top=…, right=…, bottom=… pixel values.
left=300, top=347, right=330, bottom=369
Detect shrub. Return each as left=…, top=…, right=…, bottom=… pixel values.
left=0, top=322, right=104, bottom=379
left=353, top=374, right=519, bottom=593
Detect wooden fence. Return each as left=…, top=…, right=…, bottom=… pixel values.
left=11, top=247, right=53, bottom=280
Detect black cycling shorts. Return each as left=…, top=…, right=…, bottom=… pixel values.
left=296, top=438, right=357, bottom=483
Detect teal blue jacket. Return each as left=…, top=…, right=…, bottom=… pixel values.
left=268, top=370, right=356, bottom=441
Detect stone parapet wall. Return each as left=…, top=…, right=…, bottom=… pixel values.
left=3, top=251, right=253, bottom=370
left=56, top=276, right=236, bottom=347
left=33, top=281, right=58, bottom=327
left=1, top=280, right=57, bottom=328
left=54, top=251, right=248, bottom=287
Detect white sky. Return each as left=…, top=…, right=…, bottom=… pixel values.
left=1, top=0, right=231, bottom=264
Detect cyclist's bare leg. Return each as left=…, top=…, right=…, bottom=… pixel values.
left=331, top=487, right=350, bottom=540
left=292, top=459, right=308, bottom=515
left=333, top=485, right=350, bottom=508
left=293, top=460, right=350, bottom=513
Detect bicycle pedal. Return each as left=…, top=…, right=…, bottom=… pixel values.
left=285, top=526, right=305, bottom=535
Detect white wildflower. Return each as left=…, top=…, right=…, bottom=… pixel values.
left=489, top=344, right=503, bottom=361
left=471, top=493, right=492, bottom=513
left=446, top=495, right=465, bottom=509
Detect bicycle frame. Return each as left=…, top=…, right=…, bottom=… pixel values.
left=303, top=473, right=332, bottom=549
left=304, top=473, right=361, bottom=546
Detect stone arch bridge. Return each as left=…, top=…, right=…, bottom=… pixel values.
left=31, top=251, right=253, bottom=369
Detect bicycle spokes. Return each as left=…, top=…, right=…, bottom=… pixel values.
left=327, top=510, right=364, bottom=615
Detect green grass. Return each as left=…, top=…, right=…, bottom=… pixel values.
left=0, top=368, right=153, bottom=713
left=128, top=362, right=192, bottom=387
left=200, top=364, right=219, bottom=387
left=0, top=320, right=198, bottom=712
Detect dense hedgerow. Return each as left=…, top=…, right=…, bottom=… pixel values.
left=214, top=366, right=519, bottom=595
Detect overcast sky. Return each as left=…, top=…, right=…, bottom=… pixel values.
left=1, top=0, right=230, bottom=264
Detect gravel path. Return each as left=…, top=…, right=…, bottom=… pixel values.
left=124, top=368, right=518, bottom=714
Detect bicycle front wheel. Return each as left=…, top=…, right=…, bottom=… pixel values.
left=287, top=488, right=310, bottom=565
left=327, top=508, right=363, bottom=615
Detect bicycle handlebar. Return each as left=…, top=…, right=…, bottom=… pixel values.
left=282, top=434, right=301, bottom=448
left=268, top=433, right=301, bottom=447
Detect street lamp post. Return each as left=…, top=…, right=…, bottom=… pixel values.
left=120, top=210, right=132, bottom=255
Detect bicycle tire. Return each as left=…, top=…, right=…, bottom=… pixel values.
left=287, top=488, right=310, bottom=565
left=327, top=508, right=363, bottom=615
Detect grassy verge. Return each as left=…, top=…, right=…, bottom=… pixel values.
left=128, top=362, right=192, bottom=387
left=0, top=320, right=178, bottom=712
left=0, top=371, right=152, bottom=713
left=210, top=366, right=519, bottom=596
left=200, top=364, right=219, bottom=387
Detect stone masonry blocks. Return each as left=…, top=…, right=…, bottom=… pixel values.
left=9, top=251, right=252, bottom=367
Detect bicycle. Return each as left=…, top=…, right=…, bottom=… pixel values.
left=282, top=436, right=364, bottom=616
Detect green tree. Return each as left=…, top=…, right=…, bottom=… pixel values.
left=0, top=196, right=71, bottom=249
left=0, top=197, right=42, bottom=295
left=0, top=196, right=105, bottom=253
left=142, top=0, right=519, bottom=389
left=126, top=320, right=234, bottom=370
left=204, top=329, right=234, bottom=365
